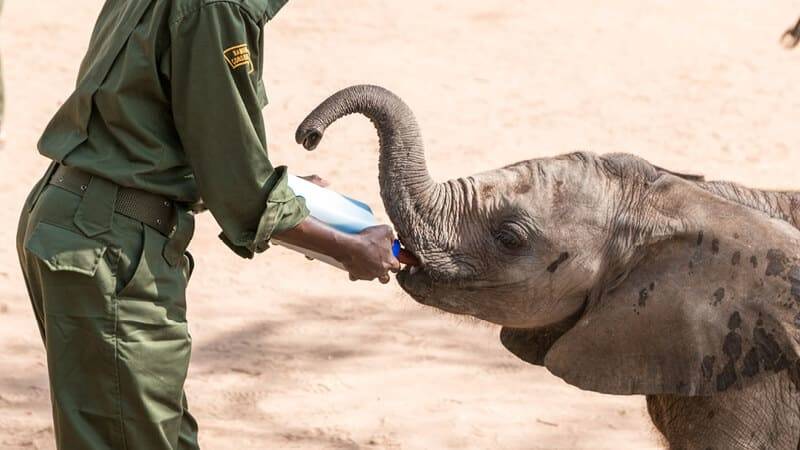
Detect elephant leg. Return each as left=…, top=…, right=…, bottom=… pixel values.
left=646, top=372, right=800, bottom=450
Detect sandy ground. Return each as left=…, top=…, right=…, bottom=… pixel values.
left=1, top=1, right=799, bottom=449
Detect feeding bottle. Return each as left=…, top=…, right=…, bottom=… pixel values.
left=271, top=175, right=413, bottom=270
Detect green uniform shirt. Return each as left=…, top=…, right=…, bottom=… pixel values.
left=38, top=0, right=309, bottom=258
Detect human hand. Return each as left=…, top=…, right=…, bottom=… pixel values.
left=343, top=225, right=401, bottom=284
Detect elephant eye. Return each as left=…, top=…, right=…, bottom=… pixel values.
left=493, top=222, right=528, bottom=250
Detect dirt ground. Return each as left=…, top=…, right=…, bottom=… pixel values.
left=1, top=1, right=798, bottom=449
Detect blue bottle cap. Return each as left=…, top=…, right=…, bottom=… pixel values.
left=392, top=240, right=401, bottom=258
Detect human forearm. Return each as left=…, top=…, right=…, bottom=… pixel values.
left=273, top=217, right=400, bottom=282
left=273, top=216, right=360, bottom=265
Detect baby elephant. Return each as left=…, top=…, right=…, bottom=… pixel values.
left=297, top=85, right=800, bottom=449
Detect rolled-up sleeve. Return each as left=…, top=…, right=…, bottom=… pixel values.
left=170, top=3, right=308, bottom=258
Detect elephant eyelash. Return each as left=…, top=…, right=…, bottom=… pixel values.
left=493, top=222, right=529, bottom=250
left=494, top=230, right=523, bottom=248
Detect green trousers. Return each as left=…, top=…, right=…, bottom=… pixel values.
left=16, top=167, right=200, bottom=449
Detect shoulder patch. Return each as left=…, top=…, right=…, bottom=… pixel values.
left=223, top=44, right=254, bottom=74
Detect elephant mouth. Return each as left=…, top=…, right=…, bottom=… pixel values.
left=396, top=265, right=493, bottom=318
left=397, top=262, right=547, bottom=327
left=397, top=266, right=432, bottom=303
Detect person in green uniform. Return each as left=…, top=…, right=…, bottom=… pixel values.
left=16, top=1, right=400, bottom=449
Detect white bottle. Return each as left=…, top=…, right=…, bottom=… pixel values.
left=271, top=175, right=401, bottom=270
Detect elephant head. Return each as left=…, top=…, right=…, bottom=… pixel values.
left=295, top=85, right=800, bottom=398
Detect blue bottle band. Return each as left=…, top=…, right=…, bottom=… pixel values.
left=392, top=240, right=401, bottom=258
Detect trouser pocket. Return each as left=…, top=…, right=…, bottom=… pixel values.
left=112, top=224, right=192, bottom=449
left=23, top=220, right=122, bottom=449
left=22, top=201, right=193, bottom=450
left=117, top=224, right=189, bottom=324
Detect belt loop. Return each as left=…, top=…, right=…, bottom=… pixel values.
left=74, top=175, right=119, bottom=237
left=163, top=208, right=195, bottom=267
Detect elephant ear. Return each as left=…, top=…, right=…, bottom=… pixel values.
left=601, top=153, right=705, bottom=182
left=541, top=228, right=800, bottom=396
left=652, top=165, right=705, bottom=182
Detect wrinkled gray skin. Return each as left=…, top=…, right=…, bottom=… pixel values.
left=296, top=85, right=800, bottom=449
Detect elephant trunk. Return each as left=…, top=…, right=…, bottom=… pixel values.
left=295, top=85, right=454, bottom=263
